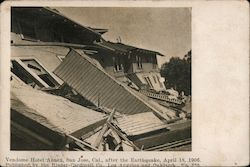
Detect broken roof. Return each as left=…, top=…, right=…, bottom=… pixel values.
left=12, top=7, right=104, bottom=42
left=54, top=49, right=174, bottom=120
left=115, top=112, right=167, bottom=136
left=11, top=83, right=107, bottom=138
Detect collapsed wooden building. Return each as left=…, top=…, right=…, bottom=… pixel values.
left=10, top=7, right=191, bottom=151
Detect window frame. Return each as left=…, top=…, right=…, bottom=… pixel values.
left=11, top=57, right=62, bottom=89
left=113, top=55, right=123, bottom=72
left=136, top=55, right=143, bottom=69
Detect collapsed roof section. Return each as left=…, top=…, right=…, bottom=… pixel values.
left=11, top=7, right=105, bottom=44
left=11, top=7, right=164, bottom=57
left=54, top=49, right=174, bottom=120
left=11, top=82, right=107, bottom=149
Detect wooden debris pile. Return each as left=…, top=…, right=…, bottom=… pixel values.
left=67, top=109, right=141, bottom=151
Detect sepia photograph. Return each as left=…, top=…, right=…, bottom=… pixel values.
left=1, top=0, right=249, bottom=166
left=10, top=6, right=192, bottom=151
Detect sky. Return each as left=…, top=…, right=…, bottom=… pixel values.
left=55, top=7, right=191, bottom=67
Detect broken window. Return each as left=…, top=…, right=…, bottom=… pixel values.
left=113, top=56, right=123, bottom=72
left=153, top=75, right=157, bottom=83
left=11, top=60, right=43, bottom=88
left=144, top=76, right=153, bottom=89
left=136, top=55, right=142, bottom=69
left=11, top=58, right=60, bottom=89
left=157, top=76, right=164, bottom=88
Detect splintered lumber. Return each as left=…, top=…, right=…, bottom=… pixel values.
left=107, top=109, right=116, bottom=122
left=111, top=130, right=121, bottom=144
left=93, top=109, right=116, bottom=148
left=103, top=129, right=112, bottom=138
left=92, top=124, right=108, bottom=148
left=81, top=126, right=103, bottom=140
left=107, top=122, right=140, bottom=151
left=66, top=134, right=98, bottom=151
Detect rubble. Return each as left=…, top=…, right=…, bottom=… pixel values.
left=10, top=7, right=191, bottom=151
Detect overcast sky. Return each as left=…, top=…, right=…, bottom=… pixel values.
left=55, top=7, right=191, bottom=67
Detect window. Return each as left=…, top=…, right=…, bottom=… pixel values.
left=144, top=76, right=153, bottom=89
left=157, top=76, right=164, bottom=88
left=136, top=55, right=142, bottom=69
left=153, top=76, right=157, bottom=83
left=11, top=60, right=44, bottom=88
left=151, top=56, right=157, bottom=69
left=113, top=56, right=123, bottom=72
left=11, top=58, right=60, bottom=89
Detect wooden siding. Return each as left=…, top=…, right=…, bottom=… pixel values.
left=11, top=44, right=70, bottom=72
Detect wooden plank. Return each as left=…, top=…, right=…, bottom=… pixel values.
left=107, top=109, right=116, bottom=122
left=92, top=109, right=116, bottom=148
left=81, top=126, right=102, bottom=140
left=111, top=130, right=121, bottom=144
left=103, top=129, right=112, bottom=138
left=107, top=122, right=140, bottom=151
left=66, top=134, right=98, bottom=151
left=92, top=124, right=108, bottom=148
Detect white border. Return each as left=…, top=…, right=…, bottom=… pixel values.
left=1, top=1, right=249, bottom=166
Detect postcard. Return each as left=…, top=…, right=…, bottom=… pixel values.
left=0, top=0, right=249, bottom=166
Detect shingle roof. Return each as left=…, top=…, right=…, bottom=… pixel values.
left=11, top=83, right=107, bottom=137
left=115, top=112, right=167, bottom=136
